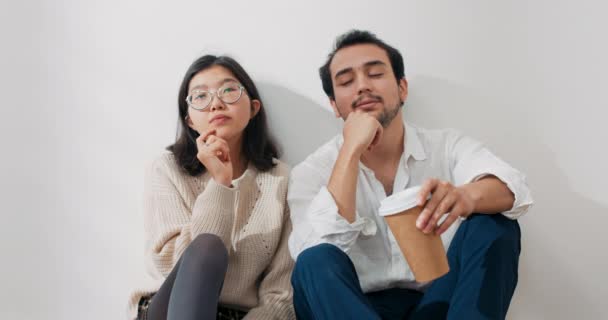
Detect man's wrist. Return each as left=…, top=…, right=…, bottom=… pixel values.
left=341, top=141, right=365, bottom=159
left=460, top=183, right=482, bottom=213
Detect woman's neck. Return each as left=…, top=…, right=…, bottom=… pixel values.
left=228, top=134, right=248, bottom=179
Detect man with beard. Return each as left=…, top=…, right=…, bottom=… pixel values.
left=287, top=30, right=534, bottom=320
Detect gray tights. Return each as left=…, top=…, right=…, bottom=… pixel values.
left=146, top=233, right=229, bottom=320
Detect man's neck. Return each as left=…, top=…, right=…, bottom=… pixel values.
left=361, top=115, right=405, bottom=167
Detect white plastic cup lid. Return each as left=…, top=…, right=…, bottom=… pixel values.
left=378, top=186, right=429, bottom=217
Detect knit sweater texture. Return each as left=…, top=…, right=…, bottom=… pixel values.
left=127, top=152, right=295, bottom=319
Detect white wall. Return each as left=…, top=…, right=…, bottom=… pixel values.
left=1, top=1, right=606, bottom=319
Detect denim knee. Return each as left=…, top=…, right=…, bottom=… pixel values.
left=464, top=214, right=521, bottom=254
left=291, top=243, right=348, bottom=286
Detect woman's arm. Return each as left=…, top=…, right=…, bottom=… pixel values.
left=144, top=155, right=237, bottom=277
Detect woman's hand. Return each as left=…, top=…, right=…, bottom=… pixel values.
left=196, top=129, right=233, bottom=187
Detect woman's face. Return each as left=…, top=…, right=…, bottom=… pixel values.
left=186, top=65, right=260, bottom=143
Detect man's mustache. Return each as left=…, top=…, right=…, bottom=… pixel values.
left=352, top=94, right=383, bottom=109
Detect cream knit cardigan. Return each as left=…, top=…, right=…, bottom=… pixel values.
left=128, top=152, right=295, bottom=319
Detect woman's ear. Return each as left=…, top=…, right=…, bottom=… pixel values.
left=185, top=114, right=195, bottom=130
left=250, top=99, right=261, bottom=118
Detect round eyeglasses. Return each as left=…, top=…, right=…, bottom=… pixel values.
left=186, top=83, right=245, bottom=111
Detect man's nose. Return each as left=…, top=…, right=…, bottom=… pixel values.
left=355, top=75, right=373, bottom=95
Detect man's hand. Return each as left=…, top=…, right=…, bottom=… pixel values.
left=196, top=129, right=233, bottom=187
left=415, top=178, right=475, bottom=235
left=342, top=111, right=383, bottom=156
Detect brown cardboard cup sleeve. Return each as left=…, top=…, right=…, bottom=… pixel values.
left=378, top=186, right=450, bottom=282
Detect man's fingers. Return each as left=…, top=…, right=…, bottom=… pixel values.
left=416, top=180, right=445, bottom=230
left=424, top=192, right=457, bottom=234
left=435, top=210, right=460, bottom=235
left=417, top=179, right=438, bottom=206
left=436, top=201, right=467, bottom=235
left=368, top=126, right=383, bottom=150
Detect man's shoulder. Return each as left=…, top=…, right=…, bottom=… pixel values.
left=412, top=123, right=458, bottom=137
left=410, top=124, right=467, bottom=147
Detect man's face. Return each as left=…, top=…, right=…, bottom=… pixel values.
left=329, top=44, right=408, bottom=127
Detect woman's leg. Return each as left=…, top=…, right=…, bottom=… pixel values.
left=146, top=233, right=229, bottom=320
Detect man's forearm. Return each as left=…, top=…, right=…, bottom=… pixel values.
left=327, top=145, right=361, bottom=223
left=461, top=176, right=515, bottom=214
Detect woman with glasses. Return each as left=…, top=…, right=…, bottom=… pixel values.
left=128, top=55, right=295, bottom=320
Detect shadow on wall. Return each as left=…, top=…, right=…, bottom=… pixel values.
left=257, top=82, right=341, bottom=167
left=257, top=78, right=607, bottom=319
left=406, top=75, right=607, bottom=320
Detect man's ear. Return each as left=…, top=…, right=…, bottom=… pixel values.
left=329, top=98, right=341, bottom=118
left=398, top=78, right=408, bottom=103
left=251, top=99, right=261, bottom=118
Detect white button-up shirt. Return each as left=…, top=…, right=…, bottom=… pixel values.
left=287, top=122, right=533, bottom=292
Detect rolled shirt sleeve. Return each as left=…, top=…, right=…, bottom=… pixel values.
left=448, top=130, right=534, bottom=219
left=287, top=164, right=377, bottom=260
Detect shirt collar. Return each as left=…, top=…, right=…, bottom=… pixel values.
left=403, top=121, right=427, bottom=161
left=356, top=121, right=427, bottom=174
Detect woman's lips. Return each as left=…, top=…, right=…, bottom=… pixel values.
left=210, top=115, right=231, bottom=124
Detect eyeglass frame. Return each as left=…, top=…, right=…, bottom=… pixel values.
left=185, top=83, right=246, bottom=111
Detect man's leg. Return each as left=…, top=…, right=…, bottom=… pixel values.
left=410, top=214, right=521, bottom=320
left=291, top=243, right=381, bottom=320
left=366, top=288, right=423, bottom=320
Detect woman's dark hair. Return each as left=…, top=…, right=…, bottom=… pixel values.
left=167, top=55, right=279, bottom=176
left=319, top=30, right=405, bottom=99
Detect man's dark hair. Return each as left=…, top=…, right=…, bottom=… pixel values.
left=319, top=30, right=405, bottom=99
left=168, top=55, right=279, bottom=176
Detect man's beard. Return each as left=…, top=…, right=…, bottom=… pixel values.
left=377, top=100, right=403, bottom=128
left=345, top=94, right=404, bottom=128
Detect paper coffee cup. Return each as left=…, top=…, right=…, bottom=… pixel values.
left=379, top=186, right=450, bottom=282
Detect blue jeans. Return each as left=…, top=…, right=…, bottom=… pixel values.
left=291, top=214, right=521, bottom=320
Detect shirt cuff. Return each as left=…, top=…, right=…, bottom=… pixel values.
left=307, top=186, right=377, bottom=251
left=469, top=169, right=534, bottom=219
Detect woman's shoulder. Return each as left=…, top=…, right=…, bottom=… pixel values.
left=252, top=158, right=290, bottom=190
left=264, top=158, right=291, bottom=178
left=145, top=151, right=191, bottom=181
left=147, top=151, right=177, bottom=172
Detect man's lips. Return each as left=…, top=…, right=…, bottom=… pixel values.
left=356, top=100, right=380, bottom=110
left=352, top=94, right=383, bottom=110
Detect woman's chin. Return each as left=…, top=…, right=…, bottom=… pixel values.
left=197, top=125, right=243, bottom=143
left=213, top=127, right=240, bottom=142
